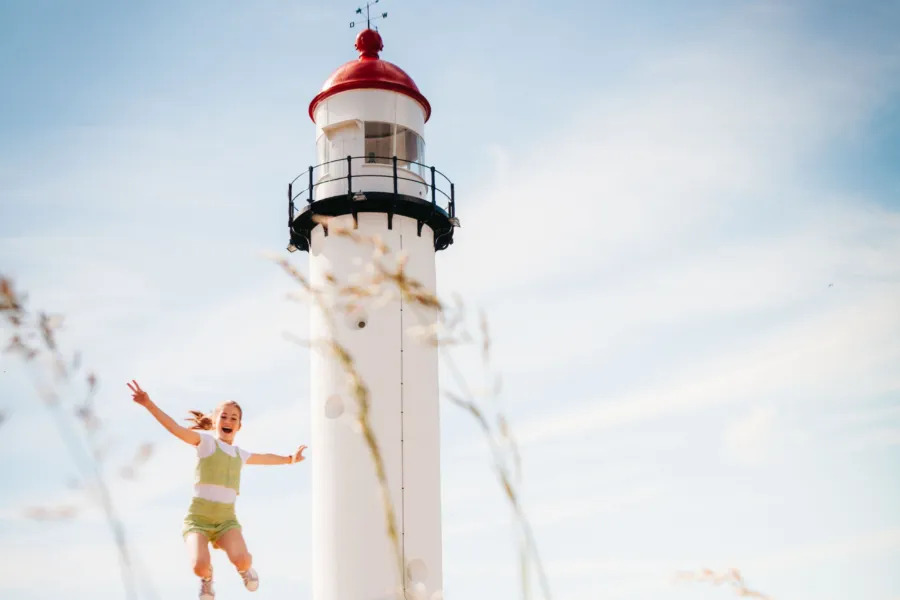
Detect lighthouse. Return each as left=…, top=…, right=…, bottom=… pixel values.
left=286, top=25, right=457, bottom=600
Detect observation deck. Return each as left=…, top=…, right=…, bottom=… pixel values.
left=287, top=155, right=458, bottom=253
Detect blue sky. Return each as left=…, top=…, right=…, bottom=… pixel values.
left=2, top=1, right=900, bottom=599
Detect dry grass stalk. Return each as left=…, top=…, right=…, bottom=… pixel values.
left=270, top=244, right=406, bottom=592
left=675, top=568, right=772, bottom=598
left=446, top=310, right=538, bottom=600
left=1, top=274, right=157, bottom=600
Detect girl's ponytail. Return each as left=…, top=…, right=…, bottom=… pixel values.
left=185, top=409, right=215, bottom=431
left=185, top=400, right=242, bottom=431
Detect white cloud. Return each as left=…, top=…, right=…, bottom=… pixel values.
left=422, top=12, right=900, bottom=444
left=802, top=402, right=900, bottom=454
left=741, top=527, right=900, bottom=572
left=124, top=269, right=309, bottom=388
left=449, top=527, right=900, bottom=594
left=438, top=21, right=899, bottom=304
left=724, top=407, right=776, bottom=466
left=840, top=427, right=900, bottom=452
left=510, top=290, right=900, bottom=446
left=443, top=483, right=663, bottom=539
left=458, top=212, right=900, bottom=399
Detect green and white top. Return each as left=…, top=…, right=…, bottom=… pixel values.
left=193, top=433, right=253, bottom=504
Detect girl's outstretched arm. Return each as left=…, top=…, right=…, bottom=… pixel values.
left=127, top=380, right=201, bottom=446
left=246, top=444, right=307, bottom=466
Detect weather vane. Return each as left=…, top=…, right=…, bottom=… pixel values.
left=350, top=0, right=387, bottom=30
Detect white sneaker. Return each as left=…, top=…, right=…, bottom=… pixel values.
left=199, top=571, right=215, bottom=600
left=240, top=567, right=259, bottom=592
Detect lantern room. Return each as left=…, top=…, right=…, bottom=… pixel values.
left=287, top=28, right=458, bottom=253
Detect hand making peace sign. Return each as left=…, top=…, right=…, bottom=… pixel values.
left=127, top=380, right=150, bottom=406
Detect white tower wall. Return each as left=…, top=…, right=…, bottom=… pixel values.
left=309, top=210, right=443, bottom=600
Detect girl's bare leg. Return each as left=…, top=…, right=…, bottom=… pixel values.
left=185, top=532, right=213, bottom=579
left=216, top=528, right=258, bottom=591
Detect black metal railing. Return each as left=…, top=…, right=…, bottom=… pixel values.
left=288, top=155, right=456, bottom=226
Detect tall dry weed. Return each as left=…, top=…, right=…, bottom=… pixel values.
left=1, top=275, right=158, bottom=600
left=675, top=568, right=773, bottom=599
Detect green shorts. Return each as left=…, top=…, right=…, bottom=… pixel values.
left=182, top=497, right=241, bottom=545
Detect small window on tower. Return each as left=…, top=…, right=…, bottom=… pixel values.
left=364, top=122, right=393, bottom=165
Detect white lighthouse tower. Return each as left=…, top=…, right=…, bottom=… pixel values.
left=286, top=25, right=457, bottom=600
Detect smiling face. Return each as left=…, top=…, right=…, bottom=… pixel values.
left=215, top=402, right=242, bottom=444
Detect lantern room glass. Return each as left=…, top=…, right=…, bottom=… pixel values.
left=364, top=121, right=426, bottom=179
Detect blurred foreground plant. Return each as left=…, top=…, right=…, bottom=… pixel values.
left=1, top=275, right=156, bottom=600
left=675, top=568, right=772, bottom=599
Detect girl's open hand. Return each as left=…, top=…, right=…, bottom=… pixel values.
left=127, top=380, right=150, bottom=406
left=291, top=445, right=308, bottom=464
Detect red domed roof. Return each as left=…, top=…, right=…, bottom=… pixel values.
left=308, top=29, right=432, bottom=123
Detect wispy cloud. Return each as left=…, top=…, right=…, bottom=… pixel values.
left=724, top=407, right=776, bottom=466
left=448, top=527, right=900, bottom=591
left=512, top=291, right=900, bottom=447
left=443, top=483, right=663, bottom=539
left=126, top=273, right=309, bottom=390
left=743, top=527, right=900, bottom=572
left=439, top=16, right=900, bottom=303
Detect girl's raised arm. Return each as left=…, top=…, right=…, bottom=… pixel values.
left=246, top=445, right=307, bottom=466
left=128, top=380, right=201, bottom=446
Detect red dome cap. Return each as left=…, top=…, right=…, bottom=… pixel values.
left=308, top=29, right=432, bottom=122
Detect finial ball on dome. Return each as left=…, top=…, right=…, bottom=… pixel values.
left=355, top=29, right=384, bottom=58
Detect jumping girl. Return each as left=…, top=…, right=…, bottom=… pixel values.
left=127, top=380, right=307, bottom=599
